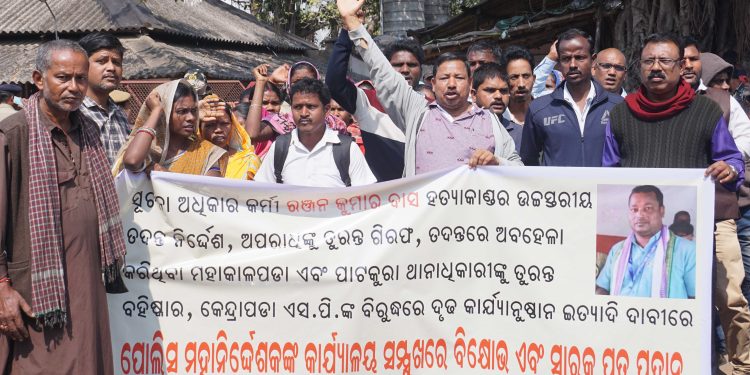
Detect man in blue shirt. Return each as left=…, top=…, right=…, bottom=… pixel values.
left=596, top=185, right=696, bottom=299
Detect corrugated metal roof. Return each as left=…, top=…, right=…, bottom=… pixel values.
left=0, top=36, right=326, bottom=84
left=0, top=0, right=316, bottom=51
left=0, top=0, right=138, bottom=35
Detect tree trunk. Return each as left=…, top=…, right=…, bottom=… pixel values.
left=424, top=0, right=450, bottom=28
left=382, top=0, right=425, bottom=36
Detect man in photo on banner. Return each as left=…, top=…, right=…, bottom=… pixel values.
left=596, top=185, right=696, bottom=299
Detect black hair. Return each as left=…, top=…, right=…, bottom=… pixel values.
left=629, top=185, right=664, bottom=207
left=643, top=33, right=684, bottom=59
left=673, top=210, right=691, bottom=223
left=0, top=91, right=12, bottom=103
left=384, top=38, right=425, bottom=65
left=78, top=32, right=125, bottom=58
left=239, top=82, right=285, bottom=103
left=556, top=28, right=594, bottom=56
left=289, top=62, right=318, bottom=80
left=173, top=82, right=196, bottom=102
left=500, top=45, right=535, bottom=73
left=467, top=40, right=502, bottom=62
left=471, top=62, right=506, bottom=90
left=681, top=35, right=701, bottom=52
left=234, top=102, right=250, bottom=119
left=289, top=78, right=331, bottom=106
left=432, top=52, right=471, bottom=77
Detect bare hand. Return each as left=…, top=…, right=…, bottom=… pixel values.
left=547, top=40, right=559, bottom=61
left=0, top=283, right=32, bottom=341
left=337, top=0, right=365, bottom=30
left=253, top=64, right=270, bottom=82
left=198, top=94, right=226, bottom=123
left=468, top=149, right=499, bottom=169
left=145, top=91, right=163, bottom=112
left=270, top=64, right=290, bottom=86
left=706, top=161, right=739, bottom=184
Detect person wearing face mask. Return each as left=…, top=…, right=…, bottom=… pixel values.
left=520, top=29, right=623, bottom=167
left=0, top=86, right=19, bottom=122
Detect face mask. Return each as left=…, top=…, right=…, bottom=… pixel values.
left=540, top=89, right=553, bottom=96
left=12, top=96, right=21, bottom=106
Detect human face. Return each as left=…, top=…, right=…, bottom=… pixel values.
left=262, top=89, right=282, bottom=113
left=709, top=72, right=731, bottom=92
left=467, top=50, right=496, bottom=74
left=558, top=36, right=593, bottom=87
left=628, top=192, right=665, bottom=240
left=201, top=111, right=232, bottom=148
left=506, top=59, right=534, bottom=104
left=170, top=95, right=197, bottom=139
left=33, top=49, right=89, bottom=114
left=592, top=49, right=627, bottom=93
left=681, top=45, right=701, bottom=86
left=640, top=42, right=683, bottom=101
left=87, top=48, right=123, bottom=94
left=545, top=73, right=557, bottom=91
left=329, top=99, right=352, bottom=125
left=472, top=76, right=509, bottom=115
left=292, top=92, right=328, bottom=136
left=290, top=66, right=316, bottom=86
left=431, top=60, right=471, bottom=115
left=390, top=51, right=421, bottom=88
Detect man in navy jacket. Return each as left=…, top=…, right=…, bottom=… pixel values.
left=520, top=29, right=623, bottom=166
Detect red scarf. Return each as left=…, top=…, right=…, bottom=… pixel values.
left=625, top=80, right=695, bottom=121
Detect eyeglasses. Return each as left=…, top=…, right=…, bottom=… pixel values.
left=596, top=62, right=627, bottom=72
left=640, top=58, right=682, bottom=69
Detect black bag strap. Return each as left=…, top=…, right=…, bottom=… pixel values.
left=273, top=133, right=293, bottom=184
left=333, top=134, right=352, bottom=187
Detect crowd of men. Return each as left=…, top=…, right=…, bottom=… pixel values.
left=0, top=0, right=749, bottom=372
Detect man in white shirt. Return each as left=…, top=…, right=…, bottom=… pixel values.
left=255, top=78, right=376, bottom=187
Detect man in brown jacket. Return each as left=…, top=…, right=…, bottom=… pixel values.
left=0, top=39, right=126, bottom=374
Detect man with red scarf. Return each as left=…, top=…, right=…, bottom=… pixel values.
left=603, top=33, right=750, bottom=374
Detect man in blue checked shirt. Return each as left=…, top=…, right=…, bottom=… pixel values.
left=77, top=32, right=131, bottom=165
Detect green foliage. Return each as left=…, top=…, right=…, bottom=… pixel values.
left=449, top=0, right=481, bottom=16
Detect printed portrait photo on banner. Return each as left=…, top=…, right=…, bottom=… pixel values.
left=595, top=184, right=697, bottom=299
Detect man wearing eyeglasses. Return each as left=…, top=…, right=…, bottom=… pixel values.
left=603, top=33, right=750, bottom=374
left=592, top=48, right=628, bottom=97
left=520, top=28, right=623, bottom=167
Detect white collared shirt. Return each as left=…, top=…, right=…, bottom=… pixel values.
left=563, top=80, right=597, bottom=135
left=255, top=127, right=376, bottom=187
left=502, top=109, right=524, bottom=126
left=697, top=79, right=750, bottom=159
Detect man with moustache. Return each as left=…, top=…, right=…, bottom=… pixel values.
left=500, top=46, right=535, bottom=127
left=592, top=48, right=628, bottom=97
left=520, top=29, right=622, bottom=167
left=255, top=78, right=375, bottom=187
left=384, top=39, right=423, bottom=91
left=470, top=63, right=520, bottom=151
left=603, top=33, right=750, bottom=374
left=77, top=32, right=130, bottom=166
left=0, top=39, right=127, bottom=374
left=337, top=0, right=522, bottom=177
left=466, top=40, right=501, bottom=75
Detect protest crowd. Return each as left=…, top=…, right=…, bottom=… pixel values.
left=0, top=0, right=749, bottom=373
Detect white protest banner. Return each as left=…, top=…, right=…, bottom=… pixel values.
left=110, top=167, right=713, bottom=374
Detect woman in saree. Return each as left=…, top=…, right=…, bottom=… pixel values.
left=199, top=94, right=261, bottom=180
left=113, top=79, right=226, bottom=176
